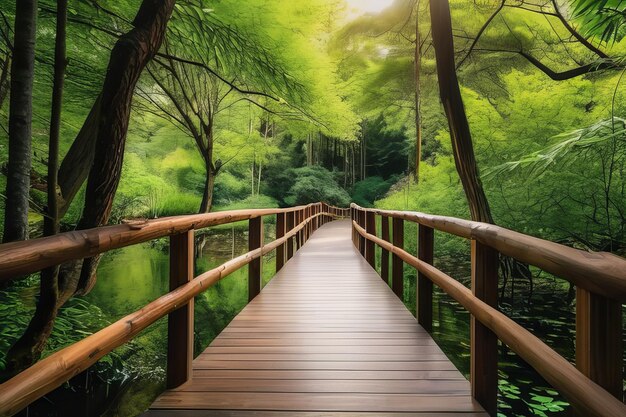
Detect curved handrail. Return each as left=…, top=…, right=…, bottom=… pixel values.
left=353, top=221, right=626, bottom=417
left=0, top=204, right=347, bottom=416
left=351, top=203, right=626, bottom=302
left=0, top=204, right=335, bottom=282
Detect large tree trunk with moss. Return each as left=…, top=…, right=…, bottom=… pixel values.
left=4, top=0, right=176, bottom=374
left=2, top=0, right=37, bottom=243
left=429, top=0, right=493, bottom=223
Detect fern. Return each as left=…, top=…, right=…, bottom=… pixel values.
left=485, top=118, right=626, bottom=179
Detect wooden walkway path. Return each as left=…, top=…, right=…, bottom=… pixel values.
left=145, top=220, right=486, bottom=416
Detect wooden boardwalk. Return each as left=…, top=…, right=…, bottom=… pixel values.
left=145, top=220, right=486, bottom=416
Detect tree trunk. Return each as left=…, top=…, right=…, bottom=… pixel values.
left=344, top=144, right=348, bottom=188
left=429, top=0, right=493, bottom=223
left=57, top=96, right=101, bottom=217
left=29, top=0, right=68, bottom=376
left=4, top=0, right=176, bottom=374
left=414, top=2, right=422, bottom=182
left=257, top=162, right=262, bottom=196
left=200, top=161, right=216, bottom=213
left=251, top=159, right=255, bottom=196
left=0, top=55, right=10, bottom=110
left=44, top=0, right=67, bottom=239
left=200, top=126, right=216, bottom=213
left=2, top=0, right=37, bottom=243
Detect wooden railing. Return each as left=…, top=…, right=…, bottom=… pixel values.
left=0, top=202, right=349, bottom=417
left=351, top=203, right=626, bottom=417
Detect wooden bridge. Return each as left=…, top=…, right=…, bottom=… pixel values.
left=0, top=202, right=625, bottom=416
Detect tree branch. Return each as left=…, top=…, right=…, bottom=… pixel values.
left=456, top=0, right=506, bottom=69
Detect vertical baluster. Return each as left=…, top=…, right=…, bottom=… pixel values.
left=417, top=224, right=434, bottom=332
left=576, top=289, right=623, bottom=408
left=295, top=210, right=301, bottom=249
left=315, top=204, right=320, bottom=230
left=287, top=211, right=294, bottom=260
left=248, top=216, right=263, bottom=301
left=470, top=240, right=498, bottom=416
left=392, top=217, right=404, bottom=298
left=167, top=230, right=194, bottom=389
left=307, top=207, right=311, bottom=241
left=351, top=208, right=356, bottom=246
left=358, top=209, right=366, bottom=256
left=276, top=212, right=286, bottom=273
left=299, top=209, right=304, bottom=247
left=303, top=207, right=310, bottom=242
left=380, top=215, right=390, bottom=283
left=365, top=211, right=376, bottom=268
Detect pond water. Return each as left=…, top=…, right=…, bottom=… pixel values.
left=4, top=225, right=625, bottom=417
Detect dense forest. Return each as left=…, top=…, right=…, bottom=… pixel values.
left=0, top=0, right=624, bottom=416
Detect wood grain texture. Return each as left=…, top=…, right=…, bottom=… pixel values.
left=351, top=204, right=626, bottom=302
left=276, top=213, right=285, bottom=272
left=575, top=288, right=623, bottom=403
left=0, top=203, right=322, bottom=281
left=167, top=231, right=194, bottom=389
left=353, top=220, right=626, bottom=417
left=392, top=217, right=404, bottom=298
left=248, top=217, right=263, bottom=301
left=380, top=215, right=390, bottom=284
left=144, top=412, right=488, bottom=417
left=0, top=210, right=324, bottom=417
left=147, top=220, right=480, bottom=415
left=470, top=240, right=498, bottom=416
left=417, top=224, right=433, bottom=332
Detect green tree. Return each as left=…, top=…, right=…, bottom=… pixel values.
left=2, top=0, right=37, bottom=243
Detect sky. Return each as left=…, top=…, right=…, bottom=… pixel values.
left=345, top=0, right=395, bottom=15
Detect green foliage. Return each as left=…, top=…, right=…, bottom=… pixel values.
left=216, top=195, right=278, bottom=211
left=485, top=118, right=626, bottom=179
left=0, top=281, right=113, bottom=373
left=283, top=166, right=351, bottom=207
left=571, top=0, right=626, bottom=43
left=351, top=176, right=398, bottom=207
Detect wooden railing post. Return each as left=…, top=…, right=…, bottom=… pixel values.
left=167, top=230, right=194, bottom=389
left=295, top=210, right=301, bottom=249
left=417, top=225, right=434, bottom=332
left=470, top=240, right=498, bottom=417
left=380, top=215, right=390, bottom=283
left=287, top=211, right=294, bottom=260
left=276, top=213, right=286, bottom=273
left=248, top=216, right=263, bottom=301
left=365, top=211, right=376, bottom=268
left=391, top=218, right=404, bottom=298
left=351, top=208, right=356, bottom=247
left=300, top=208, right=309, bottom=245
left=300, top=208, right=305, bottom=245
left=358, top=209, right=366, bottom=256
left=575, top=288, right=623, bottom=408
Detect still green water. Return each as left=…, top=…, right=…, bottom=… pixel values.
left=4, top=226, right=624, bottom=417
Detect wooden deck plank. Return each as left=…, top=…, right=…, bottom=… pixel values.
left=191, top=370, right=466, bottom=380
left=150, top=392, right=484, bottom=412
left=145, top=411, right=489, bottom=417
left=170, top=379, right=471, bottom=394
left=145, top=220, right=481, bottom=415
